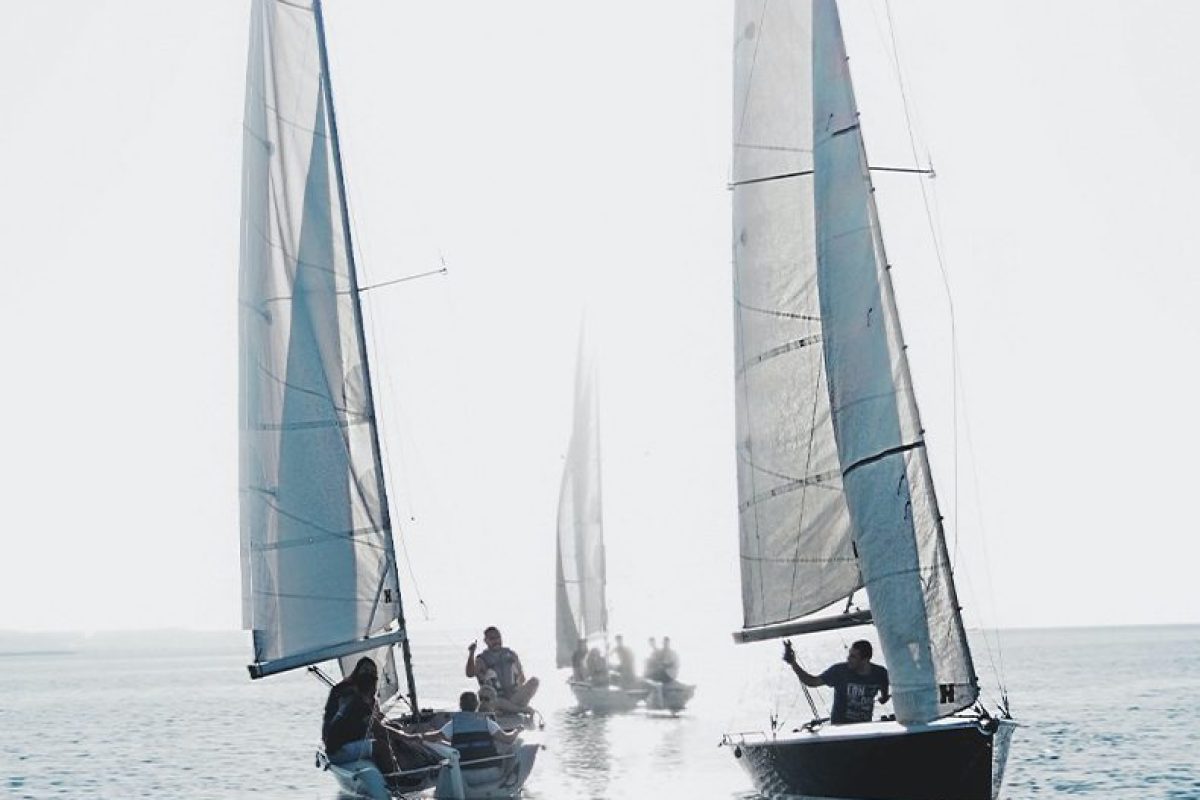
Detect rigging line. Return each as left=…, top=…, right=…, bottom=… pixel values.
left=785, top=361, right=831, bottom=620
left=734, top=0, right=773, bottom=147
left=881, top=0, right=959, bottom=557
left=882, top=0, right=1008, bottom=697
left=359, top=265, right=448, bottom=293
left=332, top=91, right=431, bottom=621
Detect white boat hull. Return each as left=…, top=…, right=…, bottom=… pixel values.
left=644, top=680, right=696, bottom=713
left=568, top=680, right=648, bottom=713
left=323, top=741, right=540, bottom=800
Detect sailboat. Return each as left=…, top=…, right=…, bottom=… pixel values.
left=237, top=2, right=539, bottom=798
left=554, top=340, right=695, bottom=714
left=720, top=2, right=1015, bottom=799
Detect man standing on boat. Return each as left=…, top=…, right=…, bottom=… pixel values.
left=783, top=639, right=890, bottom=725
left=465, top=626, right=540, bottom=712
left=610, top=635, right=638, bottom=688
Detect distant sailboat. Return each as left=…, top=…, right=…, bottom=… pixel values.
left=237, top=2, right=538, bottom=797
left=554, top=338, right=694, bottom=714
left=720, top=2, right=1014, bottom=798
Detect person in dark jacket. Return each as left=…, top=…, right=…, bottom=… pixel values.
left=322, top=657, right=435, bottom=773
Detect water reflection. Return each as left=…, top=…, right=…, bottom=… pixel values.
left=548, top=708, right=612, bottom=798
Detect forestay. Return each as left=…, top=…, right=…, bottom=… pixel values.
left=732, top=0, right=976, bottom=724
left=555, top=340, right=607, bottom=668
left=238, top=0, right=403, bottom=697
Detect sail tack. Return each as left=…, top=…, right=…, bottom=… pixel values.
left=239, top=0, right=402, bottom=690
left=555, top=341, right=607, bottom=668
left=732, top=0, right=976, bottom=723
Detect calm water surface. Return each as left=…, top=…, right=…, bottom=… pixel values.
left=2, top=625, right=1197, bottom=799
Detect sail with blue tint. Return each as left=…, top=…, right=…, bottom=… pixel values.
left=238, top=0, right=404, bottom=699
left=732, top=0, right=976, bottom=723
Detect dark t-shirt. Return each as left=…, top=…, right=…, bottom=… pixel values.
left=819, top=662, right=889, bottom=724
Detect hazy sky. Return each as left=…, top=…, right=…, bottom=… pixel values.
left=1, top=1, right=1196, bottom=639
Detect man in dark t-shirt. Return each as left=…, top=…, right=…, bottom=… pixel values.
left=783, top=639, right=890, bottom=724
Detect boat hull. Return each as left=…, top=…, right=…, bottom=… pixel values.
left=568, top=680, right=648, bottom=713
left=644, top=680, right=696, bottom=713
left=728, top=717, right=1015, bottom=800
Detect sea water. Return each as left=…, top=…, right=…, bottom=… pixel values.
left=1, top=625, right=1197, bottom=799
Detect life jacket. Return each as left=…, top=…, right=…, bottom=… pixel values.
left=449, top=712, right=499, bottom=768
left=477, top=646, right=518, bottom=696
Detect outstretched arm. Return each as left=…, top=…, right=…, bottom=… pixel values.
left=464, top=641, right=478, bottom=678
left=782, top=641, right=823, bottom=688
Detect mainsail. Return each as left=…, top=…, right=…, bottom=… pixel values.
left=238, top=0, right=408, bottom=705
left=554, top=340, right=607, bottom=669
left=731, top=0, right=976, bottom=723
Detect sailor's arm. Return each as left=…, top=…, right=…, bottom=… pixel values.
left=782, top=640, right=823, bottom=688
left=464, top=641, right=478, bottom=678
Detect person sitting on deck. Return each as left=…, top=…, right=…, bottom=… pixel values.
left=476, top=684, right=498, bottom=714
left=433, top=691, right=522, bottom=768
left=645, top=636, right=680, bottom=683
left=610, top=634, right=638, bottom=688
left=783, top=638, right=890, bottom=725
left=570, top=638, right=588, bottom=682
left=657, top=636, right=680, bottom=682
left=585, top=646, right=609, bottom=686
left=464, top=626, right=540, bottom=713
left=644, top=637, right=662, bottom=681
left=321, top=657, right=436, bottom=773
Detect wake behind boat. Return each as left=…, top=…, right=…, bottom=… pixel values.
left=237, top=2, right=538, bottom=797
left=720, top=1, right=1014, bottom=798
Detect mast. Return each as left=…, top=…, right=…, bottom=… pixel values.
left=311, top=0, right=419, bottom=714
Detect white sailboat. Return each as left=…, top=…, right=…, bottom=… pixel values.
left=237, top=2, right=538, bottom=798
left=720, top=2, right=1015, bottom=798
left=553, top=340, right=694, bottom=714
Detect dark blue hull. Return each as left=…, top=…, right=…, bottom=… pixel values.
left=730, top=717, right=1015, bottom=800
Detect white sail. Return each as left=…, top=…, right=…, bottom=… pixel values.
left=555, top=340, right=607, bottom=668
left=733, top=0, right=861, bottom=631
left=238, top=0, right=403, bottom=697
left=733, top=0, right=976, bottom=723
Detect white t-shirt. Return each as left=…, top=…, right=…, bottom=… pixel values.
left=438, top=717, right=504, bottom=739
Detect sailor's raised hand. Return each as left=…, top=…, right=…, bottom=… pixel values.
left=468, top=640, right=477, bottom=652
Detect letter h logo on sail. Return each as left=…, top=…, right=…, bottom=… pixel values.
left=939, top=683, right=955, bottom=704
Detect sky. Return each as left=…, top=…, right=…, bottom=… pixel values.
left=1, top=1, right=1196, bottom=640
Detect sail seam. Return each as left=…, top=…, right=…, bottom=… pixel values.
left=841, top=440, right=924, bottom=478
left=734, top=298, right=821, bottom=322
left=255, top=496, right=390, bottom=552
left=736, top=335, right=823, bottom=376
left=740, top=554, right=858, bottom=564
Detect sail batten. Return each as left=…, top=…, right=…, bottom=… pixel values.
left=732, top=0, right=976, bottom=723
